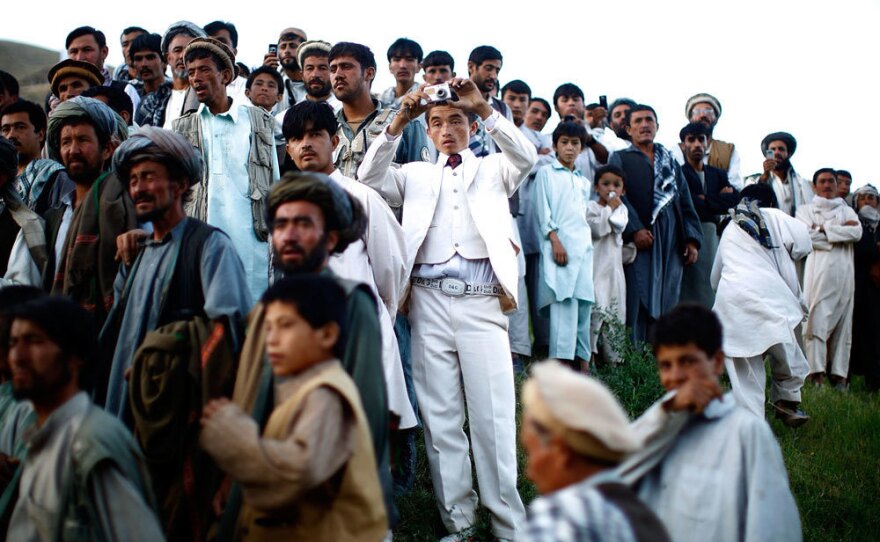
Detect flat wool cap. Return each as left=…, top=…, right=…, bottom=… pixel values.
left=523, top=360, right=641, bottom=463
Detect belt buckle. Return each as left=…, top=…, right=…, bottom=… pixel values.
left=440, top=278, right=466, bottom=297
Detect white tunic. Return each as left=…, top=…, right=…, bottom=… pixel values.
left=586, top=201, right=628, bottom=323
left=326, top=170, right=416, bottom=429
left=620, top=393, right=802, bottom=542
left=711, top=208, right=812, bottom=357
left=795, top=197, right=862, bottom=340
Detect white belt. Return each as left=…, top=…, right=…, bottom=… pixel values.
left=411, top=276, right=503, bottom=297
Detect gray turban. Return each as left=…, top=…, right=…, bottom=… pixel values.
left=112, top=126, right=203, bottom=186
left=47, top=96, right=128, bottom=162
left=161, top=21, right=207, bottom=56
left=853, top=184, right=878, bottom=200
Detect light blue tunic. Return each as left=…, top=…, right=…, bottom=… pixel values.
left=199, top=102, right=279, bottom=302
left=103, top=218, right=253, bottom=419
left=535, top=160, right=595, bottom=310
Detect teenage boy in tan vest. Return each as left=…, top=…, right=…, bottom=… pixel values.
left=199, top=275, right=387, bottom=541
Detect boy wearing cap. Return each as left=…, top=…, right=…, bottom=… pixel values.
left=520, top=360, right=669, bottom=542
left=201, top=276, right=387, bottom=541
left=46, top=59, right=103, bottom=107
left=619, top=304, right=802, bottom=542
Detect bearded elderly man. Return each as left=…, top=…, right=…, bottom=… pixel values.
left=358, top=77, right=536, bottom=541
left=745, top=132, right=813, bottom=217
left=671, top=93, right=743, bottom=190
left=850, top=184, right=880, bottom=390
left=797, top=168, right=862, bottom=388
left=520, top=361, right=669, bottom=542
left=173, top=37, right=280, bottom=302
left=4, top=98, right=133, bottom=331
left=161, top=21, right=207, bottom=129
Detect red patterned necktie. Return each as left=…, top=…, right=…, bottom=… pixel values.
left=445, top=153, right=462, bottom=169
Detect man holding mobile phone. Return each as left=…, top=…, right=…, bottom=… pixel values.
left=262, top=27, right=308, bottom=113
left=744, top=131, right=813, bottom=217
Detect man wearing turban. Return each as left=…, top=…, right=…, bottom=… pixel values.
left=98, top=126, right=252, bottom=539
left=744, top=131, right=813, bottom=217
left=672, top=93, right=744, bottom=190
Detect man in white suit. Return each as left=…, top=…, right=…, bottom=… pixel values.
left=358, top=78, right=536, bottom=541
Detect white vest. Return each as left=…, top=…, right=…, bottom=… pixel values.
left=416, top=164, right=489, bottom=264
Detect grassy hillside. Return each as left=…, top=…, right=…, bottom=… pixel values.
left=0, top=40, right=60, bottom=105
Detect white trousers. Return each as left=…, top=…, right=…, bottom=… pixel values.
left=508, top=216, right=532, bottom=356
left=409, top=286, right=525, bottom=540
left=725, top=340, right=809, bottom=418
left=804, top=304, right=854, bottom=378
left=549, top=299, right=592, bottom=360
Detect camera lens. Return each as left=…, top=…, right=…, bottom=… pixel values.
left=436, top=89, right=447, bottom=98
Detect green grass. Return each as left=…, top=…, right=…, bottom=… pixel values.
left=393, top=322, right=880, bottom=541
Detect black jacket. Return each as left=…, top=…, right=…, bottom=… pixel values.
left=681, top=162, right=741, bottom=224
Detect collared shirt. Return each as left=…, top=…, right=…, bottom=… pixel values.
left=521, top=471, right=642, bottom=542
left=621, top=394, right=802, bottom=542
left=197, top=100, right=275, bottom=302
left=104, top=217, right=253, bottom=418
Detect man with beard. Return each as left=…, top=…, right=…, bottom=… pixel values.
left=607, top=97, right=636, bottom=150
left=610, top=105, right=702, bottom=344
left=1, top=100, right=72, bottom=214
left=172, top=38, right=280, bottom=302
left=745, top=132, right=812, bottom=217
left=467, top=45, right=513, bottom=157
left=551, top=83, right=609, bottom=181
left=297, top=40, right=340, bottom=109
left=4, top=98, right=134, bottom=331
left=263, top=27, right=308, bottom=115
left=797, top=169, right=862, bottom=388
left=380, top=38, right=423, bottom=109
left=1, top=296, right=163, bottom=541
left=131, top=33, right=172, bottom=127
left=850, top=184, right=880, bottom=390
left=672, top=93, right=743, bottom=190
left=99, top=128, right=251, bottom=540
left=330, top=42, right=429, bottom=181
left=160, top=21, right=206, bottom=129
left=678, top=122, right=739, bottom=308
left=230, top=171, right=396, bottom=530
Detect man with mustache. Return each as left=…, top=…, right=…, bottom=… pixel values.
left=745, top=132, right=812, bottom=217
left=130, top=33, right=172, bottom=127
left=297, top=39, right=340, bottom=110
left=100, top=128, right=251, bottom=539
left=172, top=37, right=280, bottom=302
left=1, top=99, right=72, bottom=214
left=160, top=20, right=206, bottom=129
left=263, top=27, right=309, bottom=115
left=671, top=93, right=743, bottom=190
left=329, top=41, right=429, bottom=182
left=610, top=104, right=703, bottom=344
left=379, top=38, right=423, bottom=109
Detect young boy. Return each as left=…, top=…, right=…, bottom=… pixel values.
left=586, top=165, right=629, bottom=363
left=536, top=121, right=594, bottom=370
left=245, top=66, right=284, bottom=111
left=200, top=276, right=387, bottom=541
left=618, top=304, right=801, bottom=542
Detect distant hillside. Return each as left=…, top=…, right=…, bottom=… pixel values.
left=0, top=40, right=61, bottom=106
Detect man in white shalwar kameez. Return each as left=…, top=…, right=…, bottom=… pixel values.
left=712, top=186, right=812, bottom=422
left=795, top=168, right=862, bottom=388
left=282, top=100, right=415, bottom=429
left=618, top=305, right=802, bottom=542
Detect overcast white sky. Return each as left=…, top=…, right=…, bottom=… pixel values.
left=3, top=0, right=878, bottom=187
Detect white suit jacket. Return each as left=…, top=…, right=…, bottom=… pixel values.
left=357, top=112, right=537, bottom=311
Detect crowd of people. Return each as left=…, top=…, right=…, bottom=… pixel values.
left=0, top=19, right=877, bottom=542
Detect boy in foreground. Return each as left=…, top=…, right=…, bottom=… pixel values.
left=618, top=304, right=802, bottom=542
left=200, top=276, right=387, bottom=541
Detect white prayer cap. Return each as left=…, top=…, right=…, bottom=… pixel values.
left=522, top=360, right=641, bottom=464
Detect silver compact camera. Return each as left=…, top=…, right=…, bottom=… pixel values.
left=422, top=83, right=459, bottom=104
